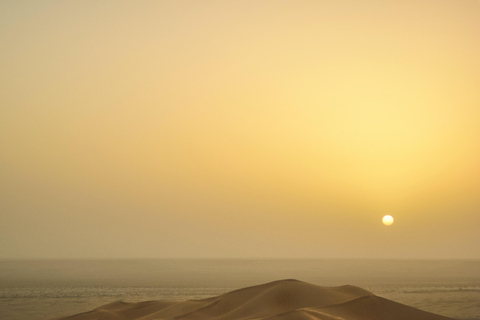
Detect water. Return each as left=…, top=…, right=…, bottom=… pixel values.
left=0, top=259, right=478, bottom=320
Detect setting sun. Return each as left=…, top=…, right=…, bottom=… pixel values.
left=382, top=215, right=395, bottom=226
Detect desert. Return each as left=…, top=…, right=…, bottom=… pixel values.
left=54, top=279, right=453, bottom=320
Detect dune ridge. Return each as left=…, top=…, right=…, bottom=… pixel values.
left=54, top=279, right=453, bottom=320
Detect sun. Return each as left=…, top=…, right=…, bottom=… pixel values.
left=382, top=215, right=394, bottom=226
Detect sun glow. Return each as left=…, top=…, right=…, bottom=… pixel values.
left=382, top=215, right=394, bottom=226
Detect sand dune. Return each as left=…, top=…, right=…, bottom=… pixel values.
left=54, top=279, right=453, bottom=320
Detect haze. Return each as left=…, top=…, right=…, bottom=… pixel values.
left=1, top=0, right=479, bottom=260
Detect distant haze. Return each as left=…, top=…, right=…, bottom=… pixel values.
left=1, top=0, right=479, bottom=259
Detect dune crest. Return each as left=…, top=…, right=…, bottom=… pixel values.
left=54, top=279, right=453, bottom=320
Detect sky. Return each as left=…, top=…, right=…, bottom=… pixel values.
left=1, top=0, right=479, bottom=260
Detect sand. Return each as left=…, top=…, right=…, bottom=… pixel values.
left=53, top=279, right=453, bottom=320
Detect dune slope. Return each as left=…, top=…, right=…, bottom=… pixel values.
left=54, top=279, right=453, bottom=320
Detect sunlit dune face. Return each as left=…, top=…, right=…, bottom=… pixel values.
left=382, top=215, right=394, bottom=226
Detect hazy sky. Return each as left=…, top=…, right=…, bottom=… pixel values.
left=1, top=0, right=479, bottom=259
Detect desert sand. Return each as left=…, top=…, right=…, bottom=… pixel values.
left=54, top=279, right=453, bottom=320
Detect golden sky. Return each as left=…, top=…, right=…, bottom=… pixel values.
left=1, top=0, right=479, bottom=259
